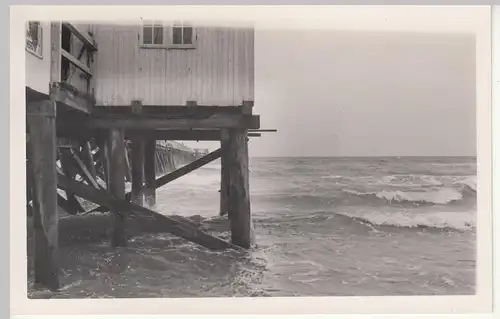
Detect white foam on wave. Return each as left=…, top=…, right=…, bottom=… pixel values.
left=344, top=187, right=464, bottom=205
left=376, top=188, right=463, bottom=204
left=348, top=174, right=477, bottom=192
left=337, top=210, right=476, bottom=231
left=455, top=176, right=477, bottom=191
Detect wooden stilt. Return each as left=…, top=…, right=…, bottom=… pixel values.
left=220, top=129, right=230, bottom=217
left=106, top=129, right=128, bottom=247
left=227, top=129, right=252, bottom=248
left=131, top=137, right=144, bottom=205
left=80, top=141, right=97, bottom=180
left=144, top=138, right=156, bottom=207
left=26, top=149, right=33, bottom=217
left=26, top=99, right=59, bottom=290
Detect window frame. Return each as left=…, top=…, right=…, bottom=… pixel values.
left=140, top=21, right=165, bottom=48
left=26, top=21, right=43, bottom=59
left=171, top=22, right=195, bottom=49
left=139, top=21, right=196, bottom=50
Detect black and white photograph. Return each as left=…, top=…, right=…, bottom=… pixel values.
left=11, top=4, right=492, bottom=315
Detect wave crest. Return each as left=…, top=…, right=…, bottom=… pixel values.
left=343, top=186, right=474, bottom=205
left=335, top=210, right=476, bottom=231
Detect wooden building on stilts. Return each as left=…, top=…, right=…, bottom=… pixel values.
left=25, top=20, right=267, bottom=291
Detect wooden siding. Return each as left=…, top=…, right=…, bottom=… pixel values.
left=92, top=24, right=254, bottom=106
left=26, top=21, right=51, bottom=94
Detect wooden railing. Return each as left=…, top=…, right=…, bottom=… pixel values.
left=50, top=22, right=98, bottom=113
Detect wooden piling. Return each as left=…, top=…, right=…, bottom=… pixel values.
left=227, top=129, right=252, bottom=248
left=80, top=141, right=97, bottom=180
left=130, top=101, right=145, bottom=205
left=106, top=129, right=128, bottom=247
left=144, top=138, right=156, bottom=207
left=26, top=146, right=33, bottom=217
left=26, top=99, right=60, bottom=290
left=220, top=129, right=230, bottom=216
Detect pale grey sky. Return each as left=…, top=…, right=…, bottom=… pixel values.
left=188, top=30, right=477, bottom=157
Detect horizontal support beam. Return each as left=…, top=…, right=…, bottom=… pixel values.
left=56, top=127, right=262, bottom=141
left=57, top=174, right=239, bottom=251
left=146, top=130, right=261, bottom=141
left=62, top=23, right=97, bottom=52
left=92, top=104, right=254, bottom=116
left=59, top=114, right=260, bottom=130
left=61, top=48, right=92, bottom=77
left=248, top=129, right=278, bottom=133
left=50, top=82, right=94, bottom=114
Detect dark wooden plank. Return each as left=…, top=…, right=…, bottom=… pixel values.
left=220, top=129, right=230, bottom=216
left=69, top=149, right=100, bottom=189
left=26, top=100, right=60, bottom=290
left=59, top=149, right=86, bottom=214
left=137, top=130, right=261, bottom=141
left=144, top=139, right=156, bottom=207
left=153, top=148, right=222, bottom=190
left=56, top=175, right=240, bottom=251
left=107, top=129, right=128, bottom=247
left=92, top=104, right=252, bottom=115
left=59, top=114, right=260, bottom=130
left=61, top=48, right=92, bottom=77
left=62, top=22, right=97, bottom=52
left=248, top=129, right=278, bottom=133
left=57, top=193, right=74, bottom=214
left=227, top=129, right=252, bottom=249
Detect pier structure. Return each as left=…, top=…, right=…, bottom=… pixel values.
left=25, top=21, right=272, bottom=291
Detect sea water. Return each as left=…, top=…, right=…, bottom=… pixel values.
left=27, top=156, right=476, bottom=298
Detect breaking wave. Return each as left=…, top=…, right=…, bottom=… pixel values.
left=343, top=184, right=475, bottom=206
left=334, top=210, right=476, bottom=231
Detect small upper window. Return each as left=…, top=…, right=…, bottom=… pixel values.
left=172, top=22, right=193, bottom=45
left=142, top=22, right=163, bottom=46
left=26, top=21, right=43, bottom=58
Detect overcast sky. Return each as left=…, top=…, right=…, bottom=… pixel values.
left=188, top=29, right=476, bottom=157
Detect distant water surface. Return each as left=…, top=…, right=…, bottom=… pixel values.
left=28, top=156, right=476, bottom=298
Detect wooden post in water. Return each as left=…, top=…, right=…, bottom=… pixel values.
left=106, top=128, right=128, bottom=247
left=227, top=129, right=252, bottom=248
left=26, top=99, right=59, bottom=290
left=80, top=141, right=97, bottom=180
left=144, top=138, right=156, bottom=207
left=130, top=101, right=145, bottom=205
left=220, top=129, right=230, bottom=216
